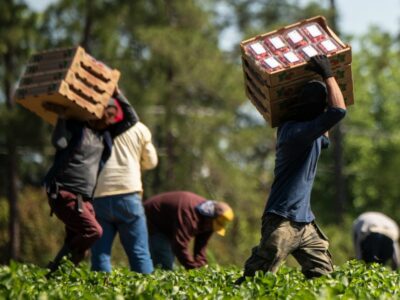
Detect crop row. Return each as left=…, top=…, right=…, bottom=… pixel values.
left=0, top=260, right=399, bottom=299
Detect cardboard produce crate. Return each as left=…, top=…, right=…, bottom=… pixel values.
left=15, top=46, right=120, bottom=125
left=240, top=15, right=353, bottom=127
left=243, top=62, right=353, bottom=104
left=244, top=65, right=353, bottom=127
left=244, top=84, right=354, bottom=128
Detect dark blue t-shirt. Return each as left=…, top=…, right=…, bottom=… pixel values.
left=265, top=107, right=347, bottom=223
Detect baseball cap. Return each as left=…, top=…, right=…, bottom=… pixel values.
left=213, top=203, right=234, bottom=236
left=107, top=98, right=124, bottom=123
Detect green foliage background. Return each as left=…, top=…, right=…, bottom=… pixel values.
left=0, top=0, right=400, bottom=272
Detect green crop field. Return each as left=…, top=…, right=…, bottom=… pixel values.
left=0, top=260, right=399, bottom=299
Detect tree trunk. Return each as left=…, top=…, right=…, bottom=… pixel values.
left=328, top=0, right=346, bottom=221
left=163, top=0, right=177, bottom=189
left=164, top=66, right=176, bottom=189
left=6, top=141, right=20, bottom=262
left=329, top=0, right=339, bottom=32
left=4, top=50, right=20, bottom=262
left=4, top=52, right=14, bottom=109
left=81, top=1, right=93, bottom=53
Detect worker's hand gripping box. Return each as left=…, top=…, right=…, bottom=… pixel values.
left=14, top=46, right=120, bottom=125
left=240, top=16, right=353, bottom=127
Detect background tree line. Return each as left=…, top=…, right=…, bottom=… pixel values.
left=1, top=0, right=399, bottom=268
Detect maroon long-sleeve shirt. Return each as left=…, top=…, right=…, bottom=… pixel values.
left=144, top=191, right=213, bottom=269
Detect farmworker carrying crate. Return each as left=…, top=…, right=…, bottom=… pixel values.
left=235, top=54, right=347, bottom=284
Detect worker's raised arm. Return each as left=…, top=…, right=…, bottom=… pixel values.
left=325, top=77, right=346, bottom=110
left=308, top=54, right=346, bottom=110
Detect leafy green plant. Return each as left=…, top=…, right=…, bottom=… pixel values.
left=0, top=260, right=399, bottom=299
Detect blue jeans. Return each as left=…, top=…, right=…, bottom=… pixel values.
left=91, top=193, right=153, bottom=274
left=149, top=232, right=175, bottom=270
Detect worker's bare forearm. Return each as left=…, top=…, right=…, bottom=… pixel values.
left=325, top=77, right=346, bottom=110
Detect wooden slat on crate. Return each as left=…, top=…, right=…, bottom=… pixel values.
left=15, top=80, right=106, bottom=125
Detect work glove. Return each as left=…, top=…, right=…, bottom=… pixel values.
left=307, top=54, right=333, bottom=79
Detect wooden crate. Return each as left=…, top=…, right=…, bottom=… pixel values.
left=243, top=61, right=353, bottom=104
left=15, top=46, right=120, bottom=125
left=15, top=80, right=106, bottom=125
left=240, top=15, right=353, bottom=127
left=243, top=64, right=354, bottom=127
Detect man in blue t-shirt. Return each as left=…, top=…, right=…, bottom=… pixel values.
left=236, top=55, right=347, bottom=283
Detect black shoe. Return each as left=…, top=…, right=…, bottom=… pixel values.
left=45, top=244, right=71, bottom=279
left=234, top=276, right=246, bottom=285
left=45, top=261, right=59, bottom=279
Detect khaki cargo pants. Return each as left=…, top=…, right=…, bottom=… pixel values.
left=244, top=213, right=333, bottom=278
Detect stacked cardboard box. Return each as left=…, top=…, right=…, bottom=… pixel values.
left=15, top=46, right=120, bottom=125
left=240, top=16, right=353, bottom=127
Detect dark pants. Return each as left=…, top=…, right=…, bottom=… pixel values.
left=48, top=189, right=103, bottom=265
left=148, top=232, right=175, bottom=270
left=243, top=213, right=333, bottom=279
left=361, top=232, right=394, bottom=264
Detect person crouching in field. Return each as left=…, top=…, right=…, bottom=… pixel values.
left=42, top=88, right=130, bottom=276
left=144, top=191, right=234, bottom=270
left=353, top=212, right=400, bottom=270
left=235, top=55, right=347, bottom=283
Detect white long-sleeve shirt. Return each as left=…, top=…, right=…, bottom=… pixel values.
left=353, top=212, right=399, bottom=268
left=94, top=122, right=158, bottom=197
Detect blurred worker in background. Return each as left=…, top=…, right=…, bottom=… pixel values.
left=144, top=191, right=234, bottom=270
left=91, top=90, right=158, bottom=274
left=236, top=55, right=347, bottom=283
left=353, top=212, right=399, bottom=270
